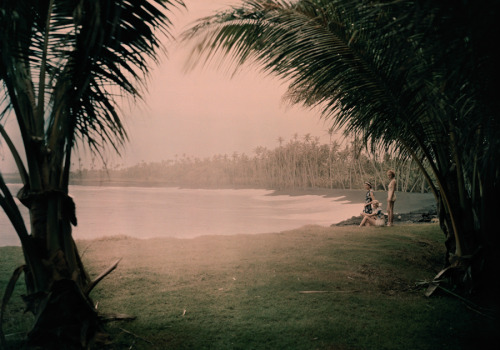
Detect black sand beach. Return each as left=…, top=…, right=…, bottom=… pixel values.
left=269, top=188, right=437, bottom=226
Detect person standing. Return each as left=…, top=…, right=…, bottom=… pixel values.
left=386, top=170, right=397, bottom=226
left=363, top=181, right=375, bottom=215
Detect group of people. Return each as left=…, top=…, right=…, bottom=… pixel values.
left=359, top=170, right=396, bottom=227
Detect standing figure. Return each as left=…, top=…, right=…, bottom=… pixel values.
left=386, top=170, right=397, bottom=226
left=363, top=181, right=375, bottom=215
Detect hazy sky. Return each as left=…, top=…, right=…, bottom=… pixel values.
left=1, top=0, right=335, bottom=172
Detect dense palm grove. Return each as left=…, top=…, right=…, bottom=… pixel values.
left=74, top=134, right=429, bottom=192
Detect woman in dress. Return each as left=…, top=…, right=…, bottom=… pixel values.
left=363, top=181, right=376, bottom=215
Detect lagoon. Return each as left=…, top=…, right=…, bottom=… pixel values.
left=0, top=185, right=364, bottom=247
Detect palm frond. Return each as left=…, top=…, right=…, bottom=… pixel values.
left=182, top=0, right=496, bottom=166
left=1, top=0, right=185, bottom=162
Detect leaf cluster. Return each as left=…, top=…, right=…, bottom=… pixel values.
left=0, top=0, right=184, bottom=158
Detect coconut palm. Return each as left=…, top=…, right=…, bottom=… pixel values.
left=182, top=0, right=500, bottom=296
left=0, top=0, right=183, bottom=347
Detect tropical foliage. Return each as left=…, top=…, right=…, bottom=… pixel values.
left=0, top=0, right=183, bottom=348
left=73, top=133, right=430, bottom=193
left=182, top=0, right=500, bottom=296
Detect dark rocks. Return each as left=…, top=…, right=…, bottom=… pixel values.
left=333, top=207, right=438, bottom=226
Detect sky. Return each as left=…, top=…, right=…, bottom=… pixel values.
left=1, top=0, right=336, bottom=172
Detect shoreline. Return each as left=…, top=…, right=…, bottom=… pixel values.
left=66, top=184, right=437, bottom=224
left=6, top=179, right=436, bottom=214
left=1, top=184, right=437, bottom=248
left=65, top=181, right=437, bottom=213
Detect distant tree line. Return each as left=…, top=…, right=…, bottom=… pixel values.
left=72, top=134, right=430, bottom=193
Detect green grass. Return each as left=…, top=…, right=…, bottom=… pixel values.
left=0, top=247, right=35, bottom=348
left=1, top=224, right=497, bottom=349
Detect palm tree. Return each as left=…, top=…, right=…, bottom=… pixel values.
left=182, top=0, right=500, bottom=296
left=0, top=0, right=183, bottom=347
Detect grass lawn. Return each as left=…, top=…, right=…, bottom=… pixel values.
left=1, top=224, right=497, bottom=349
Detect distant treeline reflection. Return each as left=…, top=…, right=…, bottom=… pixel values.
left=72, top=135, right=430, bottom=193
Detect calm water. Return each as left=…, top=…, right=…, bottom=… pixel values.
left=0, top=184, right=361, bottom=246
